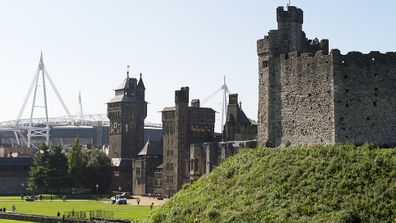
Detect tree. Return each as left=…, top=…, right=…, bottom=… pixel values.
left=47, top=145, right=69, bottom=193
left=82, top=149, right=113, bottom=193
left=27, top=144, right=50, bottom=191
left=28, top=144, right=69, bottom=193
left=68, top=138, right=87, bottom=189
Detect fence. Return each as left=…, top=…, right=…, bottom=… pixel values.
left=64, top=210, right=114, bottom=220
left=0, top=211, right=130, bottom=223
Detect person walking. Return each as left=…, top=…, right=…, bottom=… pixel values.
left=150, top=203, right=154, bottom=210
left=11, top=204, right=16, bottom=212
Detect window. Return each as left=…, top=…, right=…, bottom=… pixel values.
left=166, top=163, right=174, bottom=170
left=136, top=168, right=141, bottom=175
left=194, top=159, right=199, bottom=172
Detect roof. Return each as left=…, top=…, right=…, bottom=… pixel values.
left=237, top=108, right=252, bottom=125
left=162, top=107, right=175, bottom=112
left=116, top=77, right=129, bottom=90
left=138, top=140, right=162, bottom=156
left=227, top=107, right=254, bottom=125
left=107, top=95, right=137, bottom=103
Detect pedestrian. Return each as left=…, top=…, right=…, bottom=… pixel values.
left=57, top=211, right=60, bottom=217
left=39, top=194, right=42, bottom=201
left=11, top=204, right=16, bottom=212
left=150, top=202, right=154, bottom=210
left=137, top=197, right=140, bottom=206
left=50, top=194, right=53, bottom=202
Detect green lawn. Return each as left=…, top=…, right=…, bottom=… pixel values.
left=0, top=220, right=35, bottom=223
left=0, top=199, right=153, bottom=221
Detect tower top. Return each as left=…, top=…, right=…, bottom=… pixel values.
left=277, top=5, right=303, bottom=24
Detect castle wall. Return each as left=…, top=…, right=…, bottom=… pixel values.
left=332, top=51, right=396, bottom=146
left=162, top=110, right=178, bottom=197
left=279, top=51, right=335, bottom=146
left=257, top=37, right=284, bottom=147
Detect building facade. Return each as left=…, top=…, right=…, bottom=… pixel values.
left=257, top=6, right=396, bottom=147
left=162, top=87, right=215, bottom=197
left=107, top=71, right=147, bottom=192
left=223, top=94, right=257, bottom=142
left=132, top=140, right=162, bottom=196
left=0, top=157, right=32, bottom=195
left=189, top=94, right=258, bottom=181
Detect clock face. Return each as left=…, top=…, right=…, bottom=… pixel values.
left=112, top=121, right=120, bottom=134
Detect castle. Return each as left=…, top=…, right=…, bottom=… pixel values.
left=257, top=6, right=396, bottom=148
left=107, top=77, right=257, bottom=196
left=104, top=5, right=396, bottom=197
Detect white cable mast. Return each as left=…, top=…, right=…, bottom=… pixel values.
left=14, top=52, right=73, bottom=148
left=220, top=76, right=229, bottom=132
left=201, top=76, right=230, bottom=132
left=77, top=90, right=84, bottom=121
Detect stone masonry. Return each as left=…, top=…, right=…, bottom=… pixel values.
left=257, top=6, right=396, bottom=147
left=162, top=87, right=215, bottom=197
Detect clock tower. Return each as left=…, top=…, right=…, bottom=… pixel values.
left=107, top=68, right=147, bottom=192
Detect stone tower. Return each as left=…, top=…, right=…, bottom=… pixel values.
left=162, top=87, right=215, bottom=197
left=107, top=70, right=147, bottom=191
left=257, top=6, right=396, bottom=148
left=257, top=6, right=329, bottom=147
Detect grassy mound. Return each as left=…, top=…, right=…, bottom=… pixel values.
left=145, top=145, right=396, bottom=222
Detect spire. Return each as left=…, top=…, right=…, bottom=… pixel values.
left=137, top=72, right=145, bottom=90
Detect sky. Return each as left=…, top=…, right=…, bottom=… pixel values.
left=0, top=0, right=395, bottom=132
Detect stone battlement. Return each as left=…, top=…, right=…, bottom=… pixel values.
left=279, top=50, right=329, bottom=60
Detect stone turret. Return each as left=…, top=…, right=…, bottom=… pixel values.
left=277, top=6, right=304, bottom=52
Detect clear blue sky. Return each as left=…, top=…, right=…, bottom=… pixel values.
left=0, top=0, right=395, bottom=131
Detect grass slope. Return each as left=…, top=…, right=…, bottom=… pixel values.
left=146, top=145, right=396, bottom=223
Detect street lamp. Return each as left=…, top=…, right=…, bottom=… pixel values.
left=21, top=183, right=25, bottom=200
